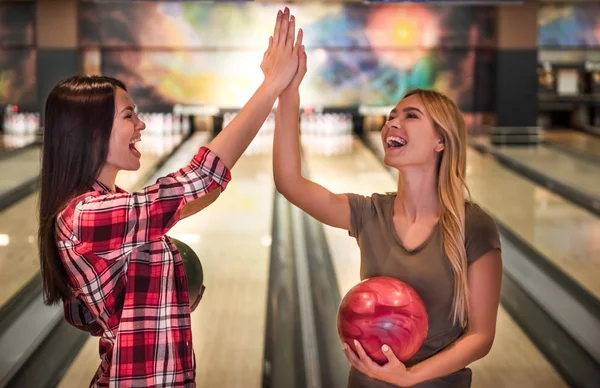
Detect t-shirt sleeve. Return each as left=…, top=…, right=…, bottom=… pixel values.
left=465, top=203, right=501, bottom=265
left=345, top=193, right=374, bottom=239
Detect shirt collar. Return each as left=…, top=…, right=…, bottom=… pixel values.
left=91, top=180, right=126, bottom=194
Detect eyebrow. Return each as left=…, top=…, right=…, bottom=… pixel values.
left=389, top=107, right=423, bottom=116
left=120, top=105, right=136, bottom=114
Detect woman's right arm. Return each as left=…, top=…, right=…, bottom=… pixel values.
left=57, top=9, right=302, bottom=254
left=184, top=8, right=300, bottom=219
left=208, top=7, right=299, bottom=171
left=273, top=46, right=350, bottom=231
left=57, top=146, right=229, bottom=255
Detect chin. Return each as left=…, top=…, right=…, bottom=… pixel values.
left=123, top=162, right=141, bottom=171
left=384, top=153, right=416, bottom=171
left=383, top=155, right=400, bottom=169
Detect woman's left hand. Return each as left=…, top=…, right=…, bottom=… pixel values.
left=343, top=340, right=415, bottom=387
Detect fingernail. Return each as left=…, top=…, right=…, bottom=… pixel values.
left=382, top=344, right=390, bottom=352
left=278, top=10, right=282, bottom=16
left=354, top=340, right=359, bottom=347
left=342, top=343, right=348, bottom=351
left=285, top=7, right=289, bottom=12
left=291, top=15, right=295, bottom=21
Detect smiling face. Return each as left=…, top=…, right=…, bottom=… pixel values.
left=380, top=94, right=444, bottom=170
left=105, top=87, right=146, bottom=172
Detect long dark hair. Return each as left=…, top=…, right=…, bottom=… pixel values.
left=38, top=75, right=127, bottom=305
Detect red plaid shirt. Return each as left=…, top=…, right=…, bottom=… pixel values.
left=56, top=146, right=231, bottom=387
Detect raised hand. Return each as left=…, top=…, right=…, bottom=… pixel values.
left=260, top=7, right=302, bottom=95
left=281, top=28, right=306, bottom=97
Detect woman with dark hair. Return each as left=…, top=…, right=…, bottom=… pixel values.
left=38, top=8, right=300, bottom=387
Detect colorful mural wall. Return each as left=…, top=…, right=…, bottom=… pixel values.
left=538, top=3, right=600, bottom=48
left=538, top=3, right=600, bottom=64
left=0, top=2, right=37, bottom=110
left=3, top=1, right=598, bottom=114
left=79, top=2, right=498, bottom=111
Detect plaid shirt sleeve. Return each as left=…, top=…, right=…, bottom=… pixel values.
left=58, top=146, right=230, bottom=256
left=64, top=296, right=103, bottom=336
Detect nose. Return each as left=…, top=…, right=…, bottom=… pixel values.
left=136, top=115, right=146, bottom=131
left=387, top=117, right=400, bottom=130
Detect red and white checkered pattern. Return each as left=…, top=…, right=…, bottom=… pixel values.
left=57, top=147, right=231, bottom=387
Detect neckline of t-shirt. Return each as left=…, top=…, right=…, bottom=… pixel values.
left=386, top=193, right=440, bottom=254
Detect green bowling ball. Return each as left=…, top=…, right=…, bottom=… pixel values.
left=170, top=237, right=205, bottom=311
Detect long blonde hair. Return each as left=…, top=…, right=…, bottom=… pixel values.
left=402, top=89, right=470, bottom=327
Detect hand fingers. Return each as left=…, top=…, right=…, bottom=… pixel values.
left=380, top=344, right=402, bottom=368
left=354, top=340, right=379, bottom=370
left=343, top=343, right=366, bottom=371
left=278, top=7, right=290, bottom=47
left=273, top=10, right=282, bottom=46
left=263, top=36, right=273, bottom=59
left=293, top=28, right=303, bottom=55
left=300, top=46, right=307, bottom=72
left=287, top=14, right=296, bottom=49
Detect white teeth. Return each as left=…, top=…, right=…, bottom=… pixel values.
left=129, top=137, right=141, bottom=144
left=386, top=136, right=407, bottom=147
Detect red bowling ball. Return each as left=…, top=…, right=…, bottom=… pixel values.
left=337, top=276, right=429, bottom=365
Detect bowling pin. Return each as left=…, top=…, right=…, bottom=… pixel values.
left=165, top=113, right=173, bottom=135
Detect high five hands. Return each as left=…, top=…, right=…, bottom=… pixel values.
left=261, top=7, right=307, bottom=97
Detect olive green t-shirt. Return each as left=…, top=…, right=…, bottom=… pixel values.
left=345, top=192, right=501, bottom=388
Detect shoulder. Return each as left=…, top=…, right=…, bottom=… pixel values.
left=59, top=191, right=102, bottom=217
left=465, top=201, right=497, bottom=231
left=464, top=201, right=501, bottom=264
left=347, top=192, right=395, bottom=203
left=56, top=190, right=107, bottom=233
left=345, top=192, right=394, bottom=238
left=346, top=192, right=394, bottom=212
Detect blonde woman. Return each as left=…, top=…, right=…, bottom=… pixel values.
left=272, top=46, right=503, bottom=387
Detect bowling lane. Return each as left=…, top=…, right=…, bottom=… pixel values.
left=0, top=145, right=40, bottom=198
left=303, top=138, right=567, bottom=387
left=59, top=141, right=273, bottom=388
left=471, top=136, right=600, bottom=201
left=0, top=134, right=38, bottom=154
left=369, top=133, right=600, bottom=305
left=465, top=149, right=600, bottom=300
left=542, top=129, right=600, bottom=162
left=0, top=134, right=180, bottom=309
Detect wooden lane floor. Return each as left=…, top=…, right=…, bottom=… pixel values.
left=0, top=145, right=40, bottom=198
left=470, top=136, right=600, bottom=202
left=0, top=134, right=38, bottom=154
left=59, top=142, right=274, bottom=387
left=465, top=148, right=600, bottom=302
left=542, top=128, right=600, bottom=162
left=303, top=137, right=567, bottom=387
left=0, top=135, right=180, bottom=309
